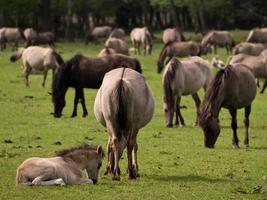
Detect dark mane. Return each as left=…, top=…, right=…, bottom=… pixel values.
left=56, top=143, right=104, bottom=157
left=52, top=54, right=83, bottom=98
left=158, top=41, right=173, bottom=61
left=163, top=59, right=177, bottom=110
left=199, top=65, right=234, bottom=125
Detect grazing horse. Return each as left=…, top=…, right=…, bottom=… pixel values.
left=0, top=27, right=25, bottom=50
left=201, top=30, right=235, bottom=54
left=162, top=28, right=182, bottom=44
left=109, top=28, right=125, bottom=40
left=246, top=28, right=267, bottom=43
left=130, top=27, right=152, bottom=55
left=85, top=26, right=112, bottom=44
left=23, top=28, right=37, bottom=42
left=162, top=57, right=212, bottom=127
left=52, top=54, right=142, bottom=118
left=229, top=53, right=267, bottom=93
left=198, top=64, right=256, bottom=148
left=105, top=37, right=129, bottom=55
left=16, top=144, right=104, bottom=186
left=94, top=68, right=155, bottom=180
left=233, top=42, right=265, bottom=56
left=27, top=32, right=55, bottom=47
left=157, top=41, right=209, bottom=73
left=10, top=46, right=64, bottom=87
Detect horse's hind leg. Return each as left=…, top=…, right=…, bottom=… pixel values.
left=229, top=108, right=239, bottom=148
left=174, top=97, right=180, bottom=126
left=38, top=178, right=66, bottom=186
left=132, top=133, right=139, bottom=178
left=42, top=70, right=48, bottom=87
left=80, top=89, right=88, bottom=117
left=176, top=97, right=185, bottom=127
left=31, top=167, right=54, bottom=185
left=23, top=66, right=31, bottom=87
left=244, top=105, right=251, bottom=148
left=104, top=136, right=114, bottom=175
left=192, top=93, right=201, bottom=126
left=71, top=88, right=79, bottom=117
left=260, top=79, right=267, bottom=94
left=126, top=137, right=135, bottom=179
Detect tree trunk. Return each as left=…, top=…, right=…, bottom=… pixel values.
left=38, top=0, right=52, bottom=31
left=65, top=0, right=74, bottom=42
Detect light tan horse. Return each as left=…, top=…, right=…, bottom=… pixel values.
left=162, top=57, right=212, bottom=127
left=105, top=37, right=129, bottom=55
left=162, top=28, right=181, bottom=44
left=233, top=42, right=265, bottom=55
left=130, top=27, right=152, bottom=55
left=0, top=27, right=25, bottom=49
left=229, top=53, right=267, bottom=93
left=246, top=28, right=267, bottom=43
left=109, top=28, right=125, bottom=40
left=10, top=46, right=64, bottom=87
left=157, top=41, right=209, bottom=73
left=201, top=30, right=235, bottom=54
left=23, top=28, right=37, bottom=42
left=16, top=144, right=104, bottom=186
left=94, top=68, right=155, bottom=180
left=98, top=47, right=117, bottom=57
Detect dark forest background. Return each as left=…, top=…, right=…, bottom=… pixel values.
left=0, top=0, right=266, bottom=41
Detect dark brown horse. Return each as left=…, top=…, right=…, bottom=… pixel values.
left=52, top=54, right=142, bottom=118
left=198, top=64, right=256, bottom=148
left=26, top=32, right=55, bottom=47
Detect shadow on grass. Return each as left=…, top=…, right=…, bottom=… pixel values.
left=148, top=174, right=228, bottom=183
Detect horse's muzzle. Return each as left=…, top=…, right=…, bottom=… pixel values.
left=10, top=55, right=17, bottom=62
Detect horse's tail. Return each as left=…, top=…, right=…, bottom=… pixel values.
left=113, top=68, right=130, bottom=137
left=133, top=58, right=142, bottom=74
left=52, top=51, right=64, bottom=67
left=163, top=59, right=176, bottom=110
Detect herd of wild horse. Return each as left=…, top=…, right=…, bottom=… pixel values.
left=2, top=26, right=267, bottom=185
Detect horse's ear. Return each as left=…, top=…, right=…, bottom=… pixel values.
left=97, top=145, right=102, bottom=155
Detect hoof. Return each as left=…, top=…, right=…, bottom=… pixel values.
left=71, top=114, right=77, bottom=118
left=179, top=124, right=185, bottom=128
left=166, top=124, right=173, bottom=128
left=82, top=113, right=88, bottom=118
left=112, top=175, right=120, bottom=181
left=232, top=144, right=240, bottom=149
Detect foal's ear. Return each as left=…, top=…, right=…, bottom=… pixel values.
left=97, top=145, right=102, bottom=155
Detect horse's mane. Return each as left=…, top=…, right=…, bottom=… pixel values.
left=199, top=65, right=234, bottom=125
left=52, top=54, right=83, bottom=97
left=163, top=59, right=177, bottom=110
left=158, top=41, right=174, bottom=65
left=56, top=143, right=104, bottom=158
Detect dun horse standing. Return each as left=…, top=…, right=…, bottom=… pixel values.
left=198, top=64, right=256, bottom=148
left=94, top=68, right=155, bottom=180
left=10, top=46, right=63, bottom=87
left=130, top=27, right=152, bottom=55
left=16, top=144, right=104, bottom=186
left=52, top=54, right=142, bottom=118
left=162, top=57, right=212, bottom=127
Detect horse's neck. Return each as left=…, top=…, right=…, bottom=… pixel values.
left=158, top=46, right=167, bottom=64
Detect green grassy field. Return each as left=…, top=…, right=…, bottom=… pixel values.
left=0, top=30, right=266, bottom=200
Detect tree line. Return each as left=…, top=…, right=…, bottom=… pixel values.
left=0, top=0, right=266, bottom=41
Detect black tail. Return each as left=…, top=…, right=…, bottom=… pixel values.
left=52, top=51, right=64, bottom=66
left=133, top=59, right=142, bottom=74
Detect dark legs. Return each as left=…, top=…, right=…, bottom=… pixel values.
left=260, top=79, right=267, bottom=94
left=127, top=130, right=139, bottom=179
left=244, top=105, right=251, bottom=147
left=229, top=108, right=239, bottom=148
left=174, top=96, right=185, bottom=127
left=71, top=88, right=88, bottom=117
left=192, top=93, right=201, bottom=126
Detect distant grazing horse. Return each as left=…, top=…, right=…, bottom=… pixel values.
left=157, top=41, right=209, bottom=73
left=10, top=46, right=63, bottom=87
left=26, top=32, right=55, bottom=47
left=109, top=28, right=125, bottom=40
left=229, top=53, right=267, bottom=93
left=246, top=28, right=267, bottom=43
left=16, top=144, right=104, bottom=186
left=85, top=26, right=112, bottom=44
left=162, top=57, right=212, bottom=127
left=130, top=27, right=152, bottom=55
left=23, top=28, right=37, bottom=42
left=94, top=68, right=155, bottom=180
left=98, top=46, right=117, bottom=57
left=198, top=64, right=256, bottom=148
left=162, top=28, right=182, bottom=44
left=0, top=27, right=25, bottom=50
left=233, top=42, right=265, bottom=55
left=201, top=30, right=235, bottom=54
left=105, top=37, right=129, bottom=55
left=52, top=54, right=142, bottom=118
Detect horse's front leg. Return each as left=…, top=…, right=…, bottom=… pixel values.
left=38, top=178, right=66, bottom=186
left=42, top=70, right=48, bottom=87
left=75, top=178, right=93, bottom=185
left=244, top=105, right=251, bottom=148
left=176, top=96, right=185, bottom=127
left=80, top=89, right=88, bottom=117
left=229, top=108, right=239, bottom=148
left=23, top=66, right=31, bottom=87
left=137, top=42, right=141, bottom=55
left=192, top=93, right=201, bottom=126
left=174, top=96, right=180, bottom=126
left=71, top=88, right=79, bottom=117
left=260, top=79, right=267, bottom=94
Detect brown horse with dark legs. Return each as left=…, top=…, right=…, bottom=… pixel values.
left=162, top=57, right=212, bottom=127
left=198, top=64, right=256, bottom=148
left=52, top=54, right=142, bottom=118
left=27, top=32, right=55, bottom=47
left=94, top=68, right=155, bottom=180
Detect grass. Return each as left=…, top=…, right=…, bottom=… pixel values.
left=0, top=30, right=266, bottom=200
